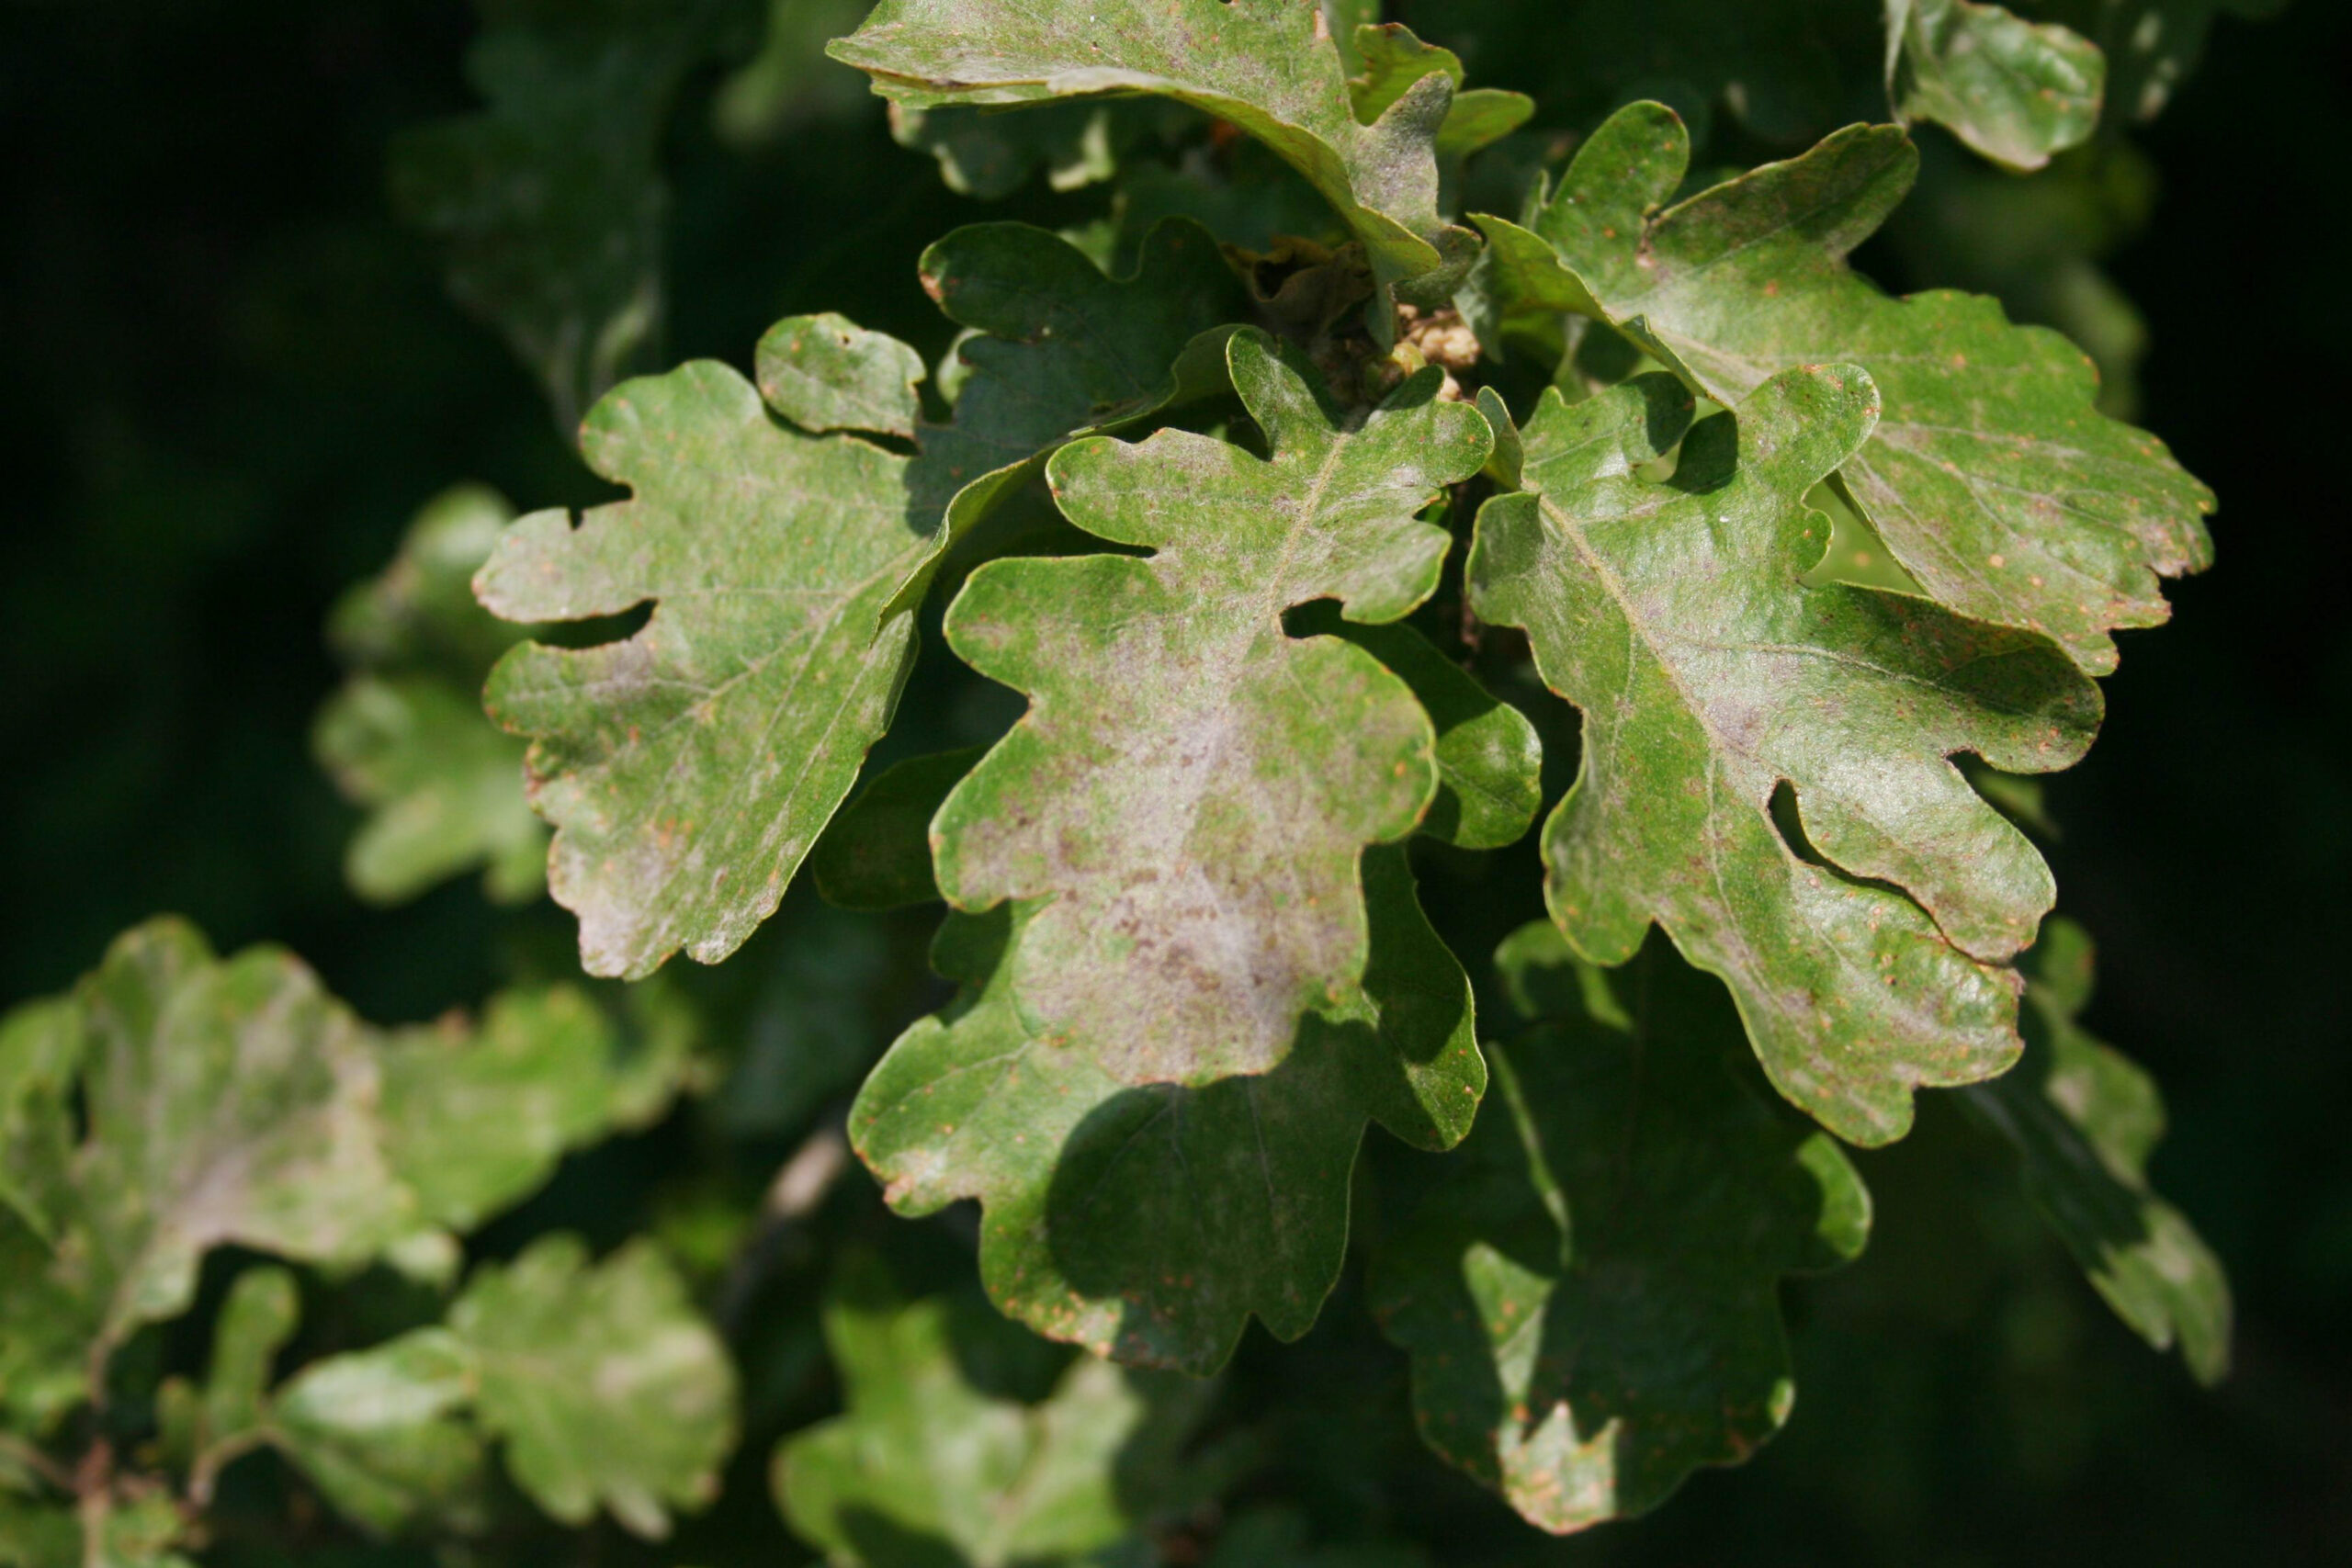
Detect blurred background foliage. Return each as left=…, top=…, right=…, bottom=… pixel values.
left=0, top=0, right=2346, bottom=1562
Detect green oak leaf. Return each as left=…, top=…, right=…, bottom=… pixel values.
left=1885, top=1, right=2104, bottom=171
left=0, top=919, right=686, bottom=1419
left=1344, top=23, right=1533, bottom=161
left=830, top=0, right=1480, bottom=320
left=480, top=220, right=1243, bottom=978
left=812, top=748, right=986, bottom=911
left=1293, top=607, right=1542, bottom=852
left=313, top=484, right=546, bottom=906
left=390, top=0, right=754, bottom=429
left=2041, top=0, right=2283, bottom=123
left=714, top=0, right=877, bottom=144
left=447, top=1235, right=736, bottom=1539
left=476, top=358, right=922, bottom=980
left=1372, top=924, right=1870, bottom=1533
left=13, top=919, right=414, bottom=1360
left=853, top=844, right=1484, bottom=1375
left=890, top=99, right=1125, bottom=201
left=185, top=1266, right=300, bottom=1497
left=1476, top=101, right=2214, bottom=673
left=1962, top=919, right=2233, bottom=1382
left=379, top=984, right=684, bottom=1235
left=267, top=1327, right=489, bottom=1536
left=1467, top=370, right=2100, bottom=1145
left=774, top=1257, right=1214, bottom=1565
left=934, top=329, right=1489, bottom=1084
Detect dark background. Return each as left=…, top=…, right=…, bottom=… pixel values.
left=1, top=1, right=2345, bottom=1562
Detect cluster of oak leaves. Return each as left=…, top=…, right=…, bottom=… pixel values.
left=2, top=2, right=2245, bottom=1562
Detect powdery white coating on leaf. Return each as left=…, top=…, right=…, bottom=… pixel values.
left=477, top=361, right=922, bottom=980
left=448, top=1235, right=737, bottom=1540
left=476, top=222, right=1246, bottom=979
left=1468, top=368, right=2101, bottom=1145
left=852, top=844, right=1484, bottom=1377
left=1479, top=101, right=2214, bottom=673
left=831, top=0, right=1480, bottom=315
left=934, top=329, right=1490, bottom=1084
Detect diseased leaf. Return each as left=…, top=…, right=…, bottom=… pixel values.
left=480, top=220, right=1245, bottom=978
left=1476, top=102, right=2214, bottom=672
left=756, top=312, right=928, bottom=440
left=268, top=1329, right=488, bottom=1536
left=1962, top=919, right=2233, bottom=1382
left=477, top=360, right=921, bottom=981
left=774, top=1257, right=1213, bottom=1565
left=1345, top=23, right=1533, bottom=161
left=1885, top=1, right=2104, bottom=171
left=853, top=845, right=1484, bottom=1375
left=1293, top=606, right=1542, bottom=852
left=379, top=985, right=684, bottom=1235
left=0, top=920, right=683, bottom=1424
left=831, top=0, right=1480, bottom=319
left=447, top=1235, right=736, bottom=1540
left=27, top=920, right=414, bottom=1357
left=1372, top=925, right=1870, bottom=1533
left=933, top=329, right=1489, bottom=1083
left=1467, top=370, right=2100, bottom=1144
left=314, top=484, right=546, bottom=907
left=390, top=0, right=754, bottom=428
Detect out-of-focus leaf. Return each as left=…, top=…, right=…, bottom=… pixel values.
left=831, top=0, right=1479, bottom=320
left=774, top=1257, right=1215, bottom=1565
left=390, top=0, right=756, bottom=429
left=891, top=99, right=1124, bottom=200
left=1203, top=1508, right=1431, bottom=1568
left=379, top=985, right=684, bottom=1235
left=0, top=920, right=683, bottom=1427
left=932, top=331, right=1488, bottom=1084
left=16, top=919, right=413, bottom=1358
left=1962, top=919, right=2233, bottom=1382
left=2040, top=0, right=2283, bottom=123
left=715, top=0, right=877, bottom=144
left=1476, top=102, right=2214, bottom=673
left=1371, top=926, right=1870, bottom=1532
left=1885, top=1, right=2104, bottom=170
left=313, top=482, right=546, bottom=907
left=447, top=1235, right=736, bottom=1540
left=268, top=1329, right=488, bottom=1536
left=853, top=845, right=1484, bottom=1375
left=479, top=220, right=1244, bottom=979
left=1468, top=371, right=2098, bottom=1144
left=191, top=1266, right=300, bottom=1483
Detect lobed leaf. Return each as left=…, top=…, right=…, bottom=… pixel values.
left=774, top=1256, right=1215, bottom=1564
left=268, top=1329, right=488, bottom=1536
left=1962, top=919, right=2233, bottom=1382
left=853, top=845, right=1483, bottom=1376
left=314, top=484, right=546, bottom=907
left=390, top=0, right=755, bottom=429
left=1884, top=0, right=2105, bottom=171
left=1476, top=102, right=2214, bottom=672
left=831, top=0, right=1481, bottom=319
left=481, top=220, right=1245, bottom=978
left=1372, top=926, right=1870, bottom=1532
left=447, top=1235, right=737, bottom=1539
left=933, top=329, right=1490, bottom=1084
left=1468, top=370, right=2100, bottom=1144
left=0, top=919, right=686, bottom=1421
